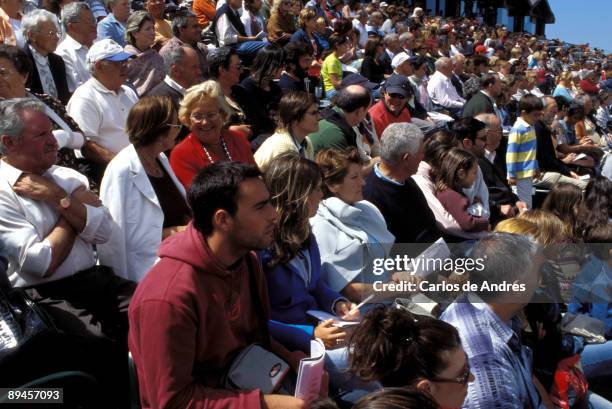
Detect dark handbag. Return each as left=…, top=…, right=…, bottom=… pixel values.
left=0, top=261, right=57, bottom=364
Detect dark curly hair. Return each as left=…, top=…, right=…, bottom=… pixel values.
left=348, top=305, right=462, bottom=387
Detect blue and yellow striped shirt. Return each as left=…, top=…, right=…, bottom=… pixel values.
left=506, top=117, right=538, bottom=179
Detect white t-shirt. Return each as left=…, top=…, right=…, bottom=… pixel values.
left=67, top=77, right=138, bottom=154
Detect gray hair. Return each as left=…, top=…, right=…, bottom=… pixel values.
left=61, top=2, right=91, bottom=31
left=398, top=31, right=414, bottom=43
left=379, top=122, right=424, bottom=167
left=470, top=232, right=539, bottom=301
left=0, top=98, right=46, bottom=155
left=21, top=9, right=60, bottom=41
left=383, top=33, right=399, bottom=46
left=171, top=11, right=197, bottom=37
left=125, top=11, right=154, bottom=46
left=451, top=53, right=465, bottom=64
left=434, top=57, right=452, bottom=71
left=163, top=46, right=187, bottom=72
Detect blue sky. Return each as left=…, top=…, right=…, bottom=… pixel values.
left=545, top=0, right=611, bottom=53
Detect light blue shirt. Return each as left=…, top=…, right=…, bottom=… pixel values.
left=97, top=13, right=126, bottom=46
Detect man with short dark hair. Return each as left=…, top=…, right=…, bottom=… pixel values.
left=128, top=162, right=308, bottom=409
left=453, top=117, right=490, bottom=219
left=475, top=113, right=525, bottom=224
left=208, top=46, right=253, bottom=139
left=533, top=96, right=587, bottom=190
left=159, top=11, right=209, bottom=78
left=307, top=84, right=372, bottom=155
left=461, top=73, right=502, bottom=118
left=279, top=41, right=313, bottom=94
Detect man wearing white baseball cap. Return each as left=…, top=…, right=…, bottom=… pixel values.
left=67, top=38, right=138, bottom=182
left=391, top=51, right=415, bottom=77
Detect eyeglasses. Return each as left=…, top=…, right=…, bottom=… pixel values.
left=167, top=123, right=182, bottom=128
left=431, top=360, right=471, bottom=385
left=228, top=63, right=242, bottom=70
left=475, top=136, right=487, bottom=142
left=190, top=111, right=221, bottom=122
left=39, top=30, right=60, bottom=38
left=306, top=109, right=320, bottom=116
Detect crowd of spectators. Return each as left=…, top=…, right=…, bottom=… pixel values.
left=0, top=0, right=611, bottom=408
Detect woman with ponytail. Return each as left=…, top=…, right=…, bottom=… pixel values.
left=348, top=305, right=473, bottom=409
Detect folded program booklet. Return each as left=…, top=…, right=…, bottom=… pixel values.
left=295, top=339, right=326, bottom=401
left=306, top=310, right=361, bottom=327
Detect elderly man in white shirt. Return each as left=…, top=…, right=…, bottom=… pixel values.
left=56, top=2, right=98, bottom=93
left=427, top=56, right=466, bottom=118
left=67, top=39, right=138, bottom=175
left=0, top=98, right=135, bottom=406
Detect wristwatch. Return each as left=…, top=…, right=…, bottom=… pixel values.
left=59, top=196, right=71, bottom=209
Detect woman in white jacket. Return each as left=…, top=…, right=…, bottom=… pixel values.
left=98, top=96, right=191, bottom=281
left=311, top=148, right=395, bottom=301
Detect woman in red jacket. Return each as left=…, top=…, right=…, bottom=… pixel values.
left=170, top=80, right=256, bottom=189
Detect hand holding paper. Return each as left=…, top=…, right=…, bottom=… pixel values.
left=295, top=339, right=326, bottom=402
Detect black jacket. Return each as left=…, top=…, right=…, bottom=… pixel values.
left=461, top=91, right=494, bottom=118
left=478, top=156, right=519, bottom=225
left=363, top=169, right=441, bottom=244
left=534, top=120, right=571, bottom=175
left=24, top=46, right=71, bottom=105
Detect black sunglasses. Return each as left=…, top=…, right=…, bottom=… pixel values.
left=430, top=358, right=471, bottom=385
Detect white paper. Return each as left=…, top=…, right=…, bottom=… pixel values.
left=306, top=310, right=360, bottom=327
left=573, top=153, right=587, bottom=162
left=409, top=238, right=451, bottom=277
left=294, top=339, right=326, bottom=401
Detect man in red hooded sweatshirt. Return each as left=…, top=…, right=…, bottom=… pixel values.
left=128, top=162, right=308, bottom=409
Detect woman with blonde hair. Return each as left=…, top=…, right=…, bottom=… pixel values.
left=552, top=71, right=575, bottom=102
left=290, top=8, right=325, bottom=60
left=267, top=0, right=295, bottom=45
left=170, top=80, right=256, bottom=189
left=124, top=11, right=165, bottom=96
left=494, top=218, right=539, bottom=239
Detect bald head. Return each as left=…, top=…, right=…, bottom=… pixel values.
left=335, top=84, right=372, bottom=126
left=475, top=113, right=502, bottom=152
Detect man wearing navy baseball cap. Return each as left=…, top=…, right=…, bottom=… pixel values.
left=67, top=39, right=139, bottom=180
left=368, top=74, right=413, bottom=137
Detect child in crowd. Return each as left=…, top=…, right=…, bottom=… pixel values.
left=506, top=94, right=543, bottom=209
left=435, top=148, right=490, bottom=233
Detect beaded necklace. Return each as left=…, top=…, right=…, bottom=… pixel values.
left=202, top=137, right=233, bottom=163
